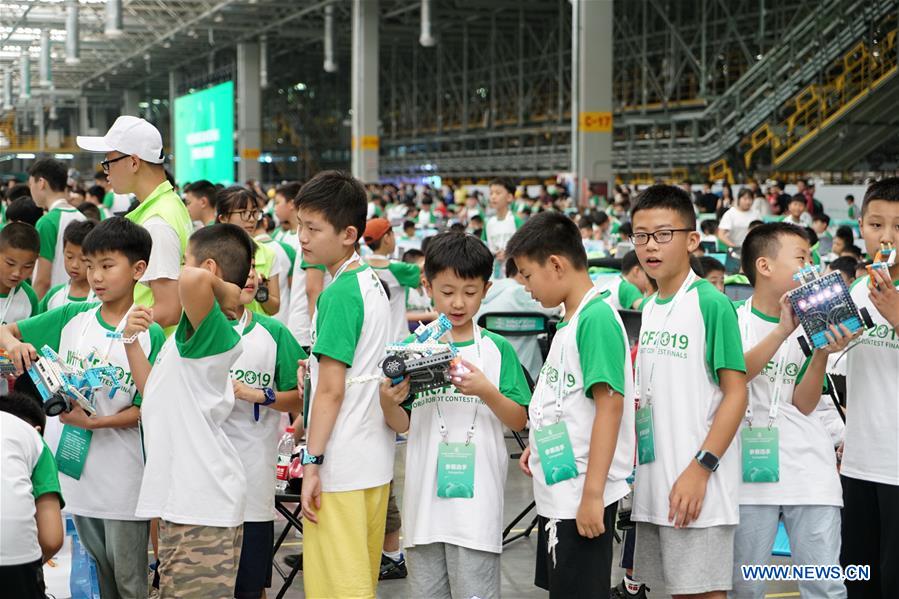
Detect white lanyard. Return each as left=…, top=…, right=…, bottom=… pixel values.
left=90, top=304, right=135, bottom=366
left=740, top=298, right=789, bottom=428
left=531, top=286, right=603, bottom=429
left=333, top=251, right=361, bottom=280
left=435, top=323, right=482, bottom=445
left=231, top=309, right=251, bottom=334
left=0, top=286, right=18, bottom=324
left=635, top=271, right=697, bottom=406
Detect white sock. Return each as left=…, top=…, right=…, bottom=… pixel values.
left=383, top=549, right=402, bottom=562
left=623, top=574, right=642, bottom=594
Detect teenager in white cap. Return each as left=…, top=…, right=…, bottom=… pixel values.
left=77, top=116, right=192, bottom=331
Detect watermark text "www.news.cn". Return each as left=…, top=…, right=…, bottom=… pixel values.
left=741, top=564, right=870, bottom=581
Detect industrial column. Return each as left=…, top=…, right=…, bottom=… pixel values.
left=351, top=0, right=379, bottom=182
left=237, top=41, right=262, bottom=183
left=571, top=0, right=613, bottom=205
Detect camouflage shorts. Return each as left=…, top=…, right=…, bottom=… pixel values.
left=157, top=519, right=243, bottom=599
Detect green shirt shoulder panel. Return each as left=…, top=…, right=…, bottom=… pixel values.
left=175, top=300, right=241, bottom=359
left=693, top=279, right=747, bottom=384
left=576, top=297, right=627, bottom=398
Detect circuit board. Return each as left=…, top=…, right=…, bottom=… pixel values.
left=788, top=269, right=862, bottom=349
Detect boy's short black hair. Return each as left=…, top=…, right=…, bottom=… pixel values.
left=835, top=225, right=854, bottom=244
left=403, top=220, right=416, bottom=231
left=699, top=255, right=725, bottom=276
left=402, top=248, right=424, bottom=263
left=81, top=217, right=152, bottom=264
left=813, top=213, right=831, bottom=225
left=861, top=177, right=899, bottom=217
left=844, top=244, right=864, bottom=259
left=621, top=250, right=641, bottom=274
left=505, top=211, right=587, bottom=270
left=0, top=222, right=40, bottom=254
left=63, top=219, right=97, bottom=248
left=829, top=256, right=859, bottom=282
left=6, top=197, right=43, bottom=227
left=845, top=194, right=855, bottom=202
left=488, top=177, right=516, bottom=195
left=804, top=226, right=819, bottom=247
left=77, top=203, right=102, bottom=221
left=741, top=222, right=809, bottom=286
left=295, top=170, right=366, bottom=241
left=505, top=257, right=519, bottom=278
left=275, top=181, right=302, bottom=202
left=789, top=194, right=807, bottom=206
left=7, top=184, right=31, bottom=202
left=27, top=158, right=67, bottom=192
left=87, top=185, right=106, bottom=202
left=423, top=232, right=493, bottom=282
left=0, top=391, right=45, bottom=431
left=470, top=214, right=484, bottom=224
left=630, top=185, right=697, bottom=230
left=189, top=224, right=254, bottom=286
left=185, top=180, right=219, bottom=207
left=617, top=221, right=633, bottom=237
left=578, top=218, right=593, bottom=231
left=700, top=219, right=718, bottom=234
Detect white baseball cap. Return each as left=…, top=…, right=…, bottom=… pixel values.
left=76, top=115, right=165, bottom=164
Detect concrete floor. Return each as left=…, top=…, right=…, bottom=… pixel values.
left=273, top=435, right=801, bottom=599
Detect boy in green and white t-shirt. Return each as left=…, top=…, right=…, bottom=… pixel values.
left=363, top=218, right=423, bottom=342
left=507, top=212, right=635, bottom=598
left=126, top=224, right=255, bottom=597
left=601, top=249, right=652, bottom=311
left=28, top=158, right=87, bottom=297
left=222, top=260, right=306, bottom=599
left=629, top=185, right=747, bottom=598
left=0, top=223, right=41, bottom=325
left=1, top=217, right=164, bottom=599
left=733, top=223, right=856, bottom=598
left=483, top=178, right=523, bottom=279
left=39, top=220, right=97, bottom=312
left=379, top=232, right=531, bottom=599
left=295, top=171, right=394, bottom=599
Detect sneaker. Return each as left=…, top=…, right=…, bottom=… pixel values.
left=379, top=554, right=408, bottom=580
left=283, top=553, right=302, bottom=570
left=609, top=579, right=648, bottom=599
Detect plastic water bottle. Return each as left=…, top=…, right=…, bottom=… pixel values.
left=275, top=427, right=295, bottom=492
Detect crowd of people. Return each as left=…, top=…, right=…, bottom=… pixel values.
left=0, top=114, right=896, bottom=599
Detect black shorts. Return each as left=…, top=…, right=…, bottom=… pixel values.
left=0, top=559, right=46, bottom=599
left=535, top=502, right=618, bottom=598
left=234, top=521, right=274, bottom=599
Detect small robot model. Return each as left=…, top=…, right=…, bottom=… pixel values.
left=866, top=242, right=896, bottom=289
left=381, top=315, right=461, bottom=394
left=27, top=345, right=121, bottom=417
left=788, top=264, right=874, bottom=356
left=0, top=349, right=19, bottom=376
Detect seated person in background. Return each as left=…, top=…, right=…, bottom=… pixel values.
left=5, top=197, right=44, bottom=228
left=403, top=249, right=437, bottom=327
left=698, top=256, right=726, bottom=293
left=476, top=258, right=561, bottom=381
left=717, top=188, right=761, bottom=248
left=600, top=250, right=652, bottom=311
left=827, top=256, right=859, bottom=287
left=700, top=219, right=720, bottom=251
left=782, top=195, right=814, bottom=227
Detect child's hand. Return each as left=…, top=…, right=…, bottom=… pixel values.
left=869, top=267, right=899, bottom=328
left=450, top=359, right=495, bottom=398
left=775, top=292, right=800, bottom=339
left=576, top=493, right=606, bottom=538
left=7, top=340, right=37, bottom=374
left=59, top=405, right=93, bottom=430
left=296, top=359, right=308, bottom=392
left=380, top=376, right=410, bottom=407
left=668, top=460, right=710, bottom=528
left=301, top=466, right=322, bottom=524
left=518, top=446, right=532, bottom=477
left=818, top=322, right=862, bottom=355
left=232, top=380, right=262, bottom=403
left=123, top=306, right=154, bottom=339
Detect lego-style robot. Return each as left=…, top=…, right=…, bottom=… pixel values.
left=27, top=345, right=121, bottom=417
left=0, top=349, right=19, bottom=377
left=788, top=264, right=874, bottom=356
left=866, top=242, right=896, bottom=288
left=381, top=315, right=461, bottom=394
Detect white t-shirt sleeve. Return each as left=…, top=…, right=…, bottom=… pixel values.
left=141, top=216, right=182, bottom=283
left=718, top=208, right=735, bottom=230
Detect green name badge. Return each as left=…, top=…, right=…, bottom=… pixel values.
left=533, top=422, right=579, bottom=486
left=56, top=424, right=93, bottom=480
left=741, top=426, right=779, bottom=483
left=635, top=405, right=656, bottom=465
left=436, top=442, right=475, bottom=498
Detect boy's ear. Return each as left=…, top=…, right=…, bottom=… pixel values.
left=422, top=278, right=433, bottom=298
left=755, top=255, right=771, bottom=279
left=547, top=254, right=565, bottom=274
left=686, top=230, right=701, bottom=253
left=343, top=225, right=359, bottom=247
left=132, top=259, right=148, bottom=281
left=482, top=280, right=492, bottom=297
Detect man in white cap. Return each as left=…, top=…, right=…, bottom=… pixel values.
left=77, top=116, right=192, bottom=331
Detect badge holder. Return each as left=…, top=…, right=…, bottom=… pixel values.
left=741, top=423, right=779, bottom=483
left=436, top=418, right=476, bottom=498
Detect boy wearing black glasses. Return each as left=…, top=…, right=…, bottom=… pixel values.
left=629, top=185, right=747, bottom=599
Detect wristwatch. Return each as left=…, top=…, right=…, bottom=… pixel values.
left=253, top=387, right=277, bottom=422
left=695, top=450, right=720, bottom=472
left=301, top=448, right=325, bottom=466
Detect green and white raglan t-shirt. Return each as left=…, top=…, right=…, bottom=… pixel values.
left=842, top=275, right=899, bottom=485
left=0, top=412, right=64, bottom=566
left=135, top=302, right=247, bottom=527
left=222, top=312, right=306, bottom=522
left=632, top=278, right=746, bottom=528
left=600, top=274, right=645, bottom=311
left=35, top=198, right=86, bottom=288
left=287, top=250, right=330, bottom=348
left=735, top=299, right=842, bottom=506
left=308, top=264, right=394, bottom=492
left=483, top=212, right=522, bottom=256
left=528, top=291, right=636, bottom=518
left=18, top=302, right=165, bottom=519
left=368, top=259, right=422, bottom=343
left=401, top=328, right=531, bottom=554
left=38, top=283, right=94, bottom=313
left=0, top=282, right=39, bottom=324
